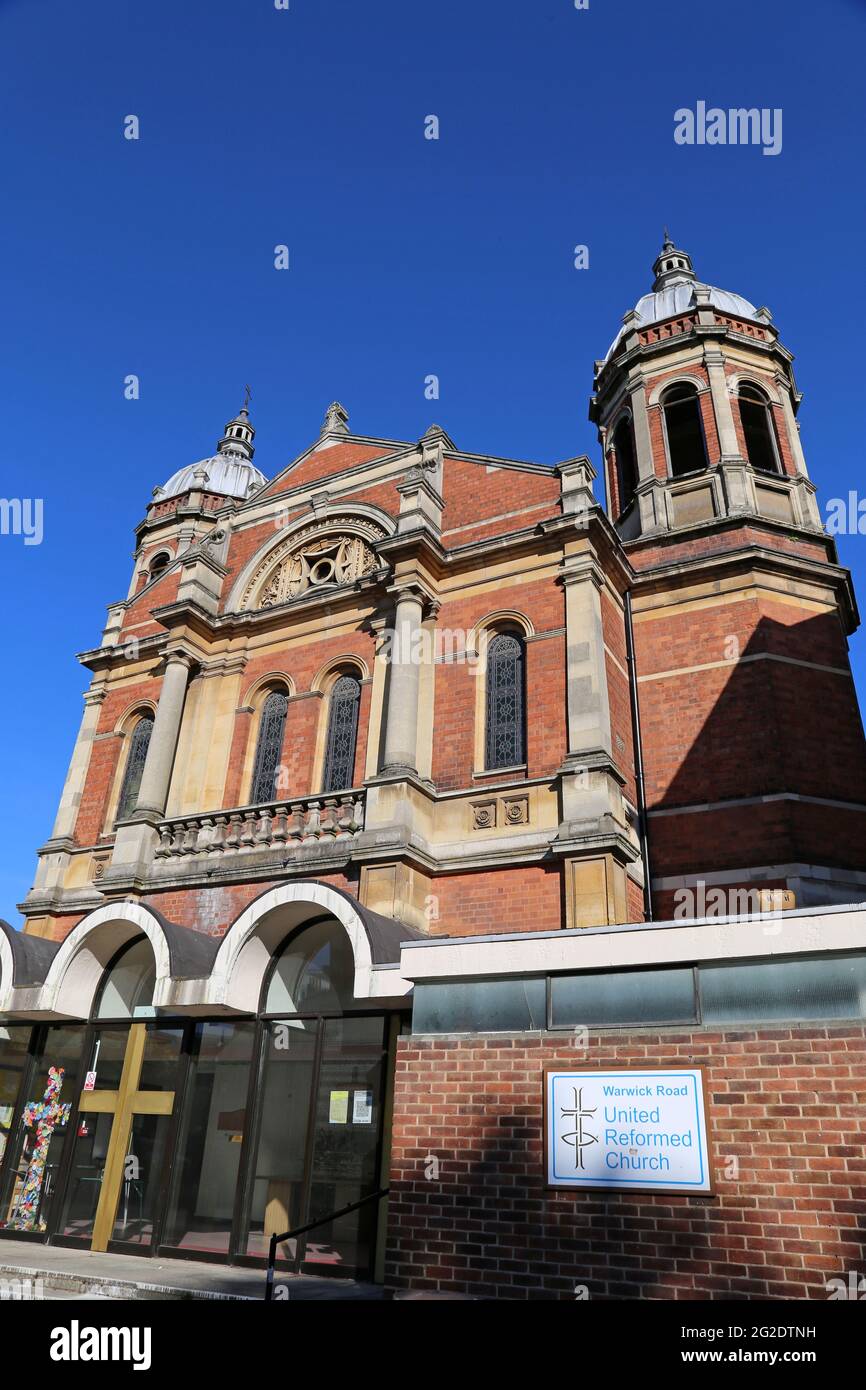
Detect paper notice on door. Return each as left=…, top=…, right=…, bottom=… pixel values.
left=328, top=1090, right=349, bottom=1124
left=83, top=1071, right=97, bottom=1092
left=352, top=1090, right=373, bottom=1125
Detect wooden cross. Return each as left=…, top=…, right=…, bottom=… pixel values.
left=8, top=1068, right=71, bottom=1232
left=78, top=1024, right=175, bottom=1252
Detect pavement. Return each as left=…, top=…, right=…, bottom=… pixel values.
left=0, top=1238, right=386, bottom=1301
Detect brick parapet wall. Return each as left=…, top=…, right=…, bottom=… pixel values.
left=386, top=1026, right=866, bottom=1299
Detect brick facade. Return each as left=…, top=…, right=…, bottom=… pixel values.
left=386, top=1025, right=866, bottom=1300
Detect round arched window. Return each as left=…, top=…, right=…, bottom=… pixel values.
left=661, top=382, right=708, bottom=478
left=264, top=920, right=355, bottom=1014
left=94, top=937, right=156, bottom=1019
left=738, top=383, right=781, bottom=474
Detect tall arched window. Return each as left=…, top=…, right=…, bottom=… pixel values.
left=322, top=675, right=361, bottom=792
left=485, top=632, right=526, bottom=770
left=148, top=552, right=171, bottom=583
left=116, top=713, right=154, bottom=822
left=611, top=416, right=638, bottom=515
left=738, top=383, right=781, bottom=474
left=250, top=690, right=289, bottom=804
left=661, top=382, right=708, bottom=478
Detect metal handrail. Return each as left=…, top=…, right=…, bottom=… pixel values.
left=264, top=1186, right=390, bottom=1300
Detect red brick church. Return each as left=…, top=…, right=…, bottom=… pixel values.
left=1, top=238, right=865, bottom=1298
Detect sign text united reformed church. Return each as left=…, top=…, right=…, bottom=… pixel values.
left=544, top=1069, right=713, bottom=1194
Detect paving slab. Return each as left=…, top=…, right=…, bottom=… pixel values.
left=0, top=1238, right=385, bottom=1301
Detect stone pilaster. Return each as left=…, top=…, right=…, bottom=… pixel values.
left=103, top=650, right=194, bottom=890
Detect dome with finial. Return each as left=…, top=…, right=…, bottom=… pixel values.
left=155, top=396, right=267, bottom=502
left=602, top=234, right=759, bottom=364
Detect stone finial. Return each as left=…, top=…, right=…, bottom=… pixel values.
left=322, top=401, right=350, bottom=436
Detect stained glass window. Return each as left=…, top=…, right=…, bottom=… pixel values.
left=485, top=633, right=525, bottom=770
left=250, top=690, right=289, bottom=804
left=116, top=714, right=154, bottom=822
left=322, top=676, right=360, bottom=792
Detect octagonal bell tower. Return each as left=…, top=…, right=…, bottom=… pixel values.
left=589, top=237, right=866, bottom=916
left=590, top=234, right=821, bottom=541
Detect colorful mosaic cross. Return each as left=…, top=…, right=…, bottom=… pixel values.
left=7, top=1068, right=71, bottom=1232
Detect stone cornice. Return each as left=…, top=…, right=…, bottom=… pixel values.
left=629, top=536, right=860, bottom=632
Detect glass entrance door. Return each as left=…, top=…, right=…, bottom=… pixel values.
left=57, top=1023, right=182, bottom=1251
left=242, top=1014, right=389, bottom=1279
left=301, top=1016, right=388, bottom=1276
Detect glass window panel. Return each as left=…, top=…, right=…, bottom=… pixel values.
left=302, top=1016, right=387, bottom=1279
left=117, top=716, right=153, bottom=822
left=550, top=968, right=696, bottom=1028
left=95, top=937, right=156, bottom=1019
left=138, top=1025, right=183, bottom=1091
left=322, top=676, right=361, bottom=793
left=244, top=1019, right=318, bottom=1259
left=0, top=1026, right=85, bottom=1234
left=163, top=1021, right=256, bottom=1255
left=58, top=1111, right=114, bottom=1241
left=412, top=978, right=546, bottom=1033
left=700, top=953, right=866, bottom=1025
left=0, top=1027, right=32, bottom=1171
left=82, top=1029, right=129, bottom=1091
left=110, top=1108, right=175, bottom=1247
left=485, top=633, right=525, bottom=770
left=250, top=691, right=289, bottom=804
left=266, top=920, right=355, bottom=1014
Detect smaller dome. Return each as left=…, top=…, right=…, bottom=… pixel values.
left=158, top=454, right=267, bottom=502
left=153, top=399, right=267, bottom=503
left=602, top=236, right=759, bottom=364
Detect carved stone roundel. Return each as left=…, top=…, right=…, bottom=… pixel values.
left=241, top=518, right=386, bottom=612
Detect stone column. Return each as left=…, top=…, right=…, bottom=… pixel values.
left=628, top=379, right=655, bottom=482
left=629, top=379, right=668, bottom=535
left=380, top=587, right=425, bottom=774
left=131, top=652, right=194, bottom=819
left=103, top=651, right=194, bottom=890
left=704, top=348, right=742, bottom=463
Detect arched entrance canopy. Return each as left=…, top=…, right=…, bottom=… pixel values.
left=0, top=883, right=420, bottom=1019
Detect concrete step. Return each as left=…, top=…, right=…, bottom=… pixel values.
left=0, top=1238, right=383, bottom=1302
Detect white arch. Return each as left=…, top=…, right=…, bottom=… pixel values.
left=209, top=881, right=409, bottom=1013
left=224, top=504, right=396, bottom=614
left=0, top=930, right=14, bottom=1014
left=39, top=903, right=172, bottom=1020
left=647, top=372, right=709, bottom=407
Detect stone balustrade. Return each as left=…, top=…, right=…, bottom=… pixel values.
left=154, top=791, right=365, bottom=859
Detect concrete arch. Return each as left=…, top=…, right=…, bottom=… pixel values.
left=113, top=700, right=158, bottom=736
left=209, top=881, right=415, bottom=1013
left=37, top=902, right=216, bottom=1021
left=469, top=609, right=535, bottom=660
left=648, top=372, right=708, bottom=407
left=240, top=671, right=297, bottom=707
left=728, top=371, right=783, bottom=405
left=311, top=654, right=370, bottom=693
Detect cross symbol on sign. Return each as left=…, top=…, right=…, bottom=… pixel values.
left=8, top=1068, right=72, bottom=1232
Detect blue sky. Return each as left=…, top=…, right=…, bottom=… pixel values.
left=1, top=0, right=865, bottom=918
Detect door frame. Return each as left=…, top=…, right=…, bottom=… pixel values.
left=1, top=1008, right=404, bottom=1277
